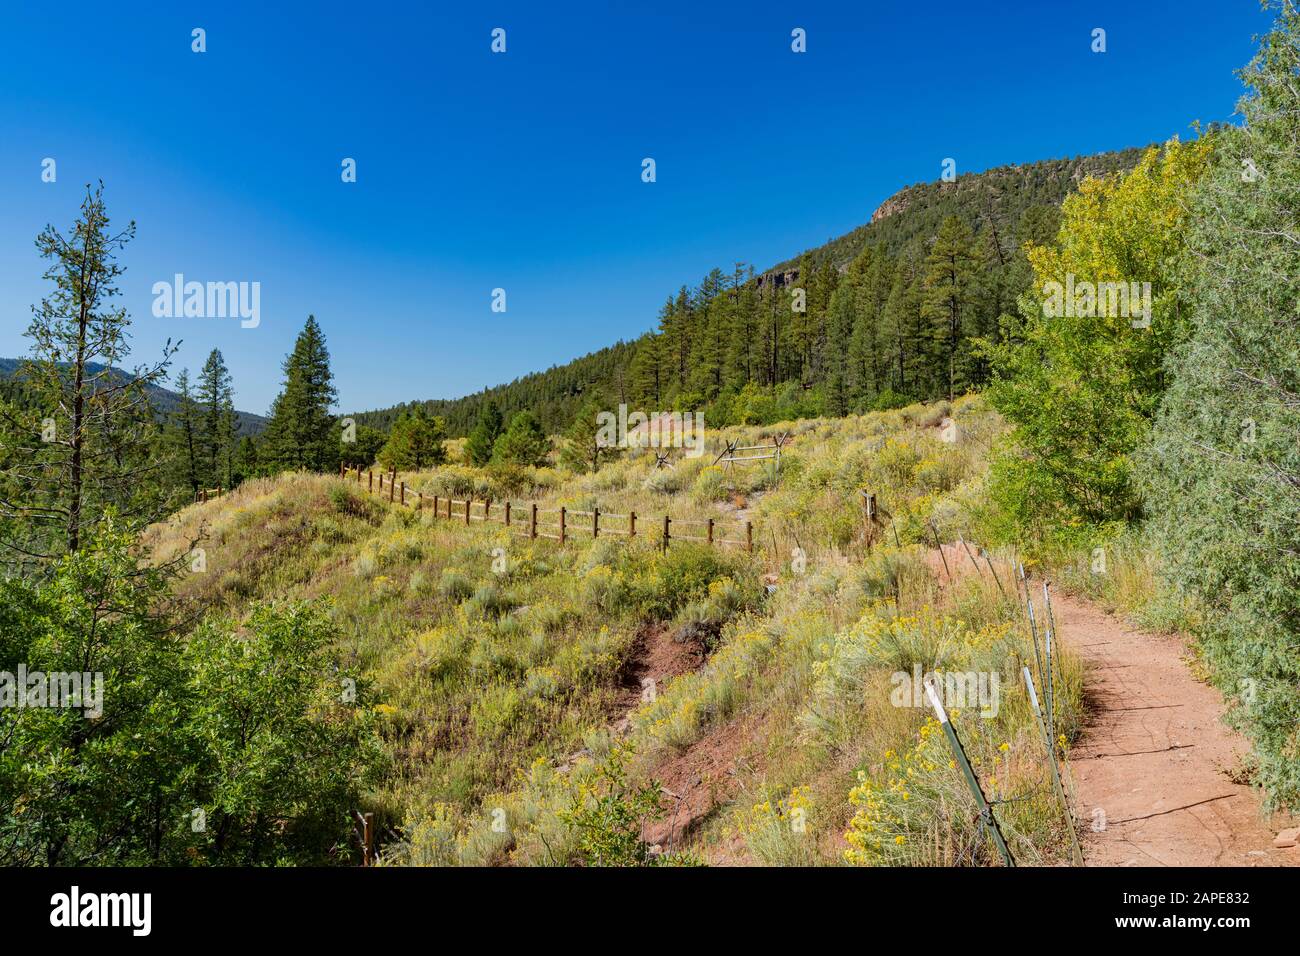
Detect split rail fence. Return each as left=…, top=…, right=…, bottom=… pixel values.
left=339, top=464, right=754, bottom=553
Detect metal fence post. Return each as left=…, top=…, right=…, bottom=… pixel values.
left=1023, top=667, right=1083, bottom=866
left=923, top=677, right=1014, bottom=867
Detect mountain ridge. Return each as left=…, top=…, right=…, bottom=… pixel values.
left=352, top=146, right=1147, bottom=437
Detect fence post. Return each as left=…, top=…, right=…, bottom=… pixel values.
left=930, top=520, right=951, bottom=580
left=707, top=517, right=714, bottom=545
left=504, top=501, right=511, bottom=527
left=629, top=511, right=637, bottom=538
left=745, top=521, right=753, bottom=553
left=400, top=482, right=405, bottom=506
left=530, top=503, right=538, bottom=539
left=465, top=497, right=471, bottom=525
left=863, top=492, right=877, bottom=548
left=484, top=498, right=491, bottom=523
left=559, top=507, right=567, bottom=544
left=923, top=677, right=1014, bottom=867
left=592, top=507, right=600, bottom=539
left=447, top=497, right=453, bottom=520
left=1024, top=667, right=1083, bottom=866
left=389, top=471, right=396, bottom=503
left=661, top=515, right=670, bottom=551
left=368, top=470, right=373, bottom=492
left=1043, top=583, right=1055, bottom=745
left=360, top=811, right=374, bottom=866
left=433, top=494, right=439, bottom=515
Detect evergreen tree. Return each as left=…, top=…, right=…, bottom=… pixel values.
left=0, top=183, right=174, bottom=566
left=922, top=216, right=980, bottom=400
left=491, top=410, right=550, bottom=467
left=378, top=409, right=446, bottom=471
left=262, top=316, right=339, bottom=473
left=560, top=396, right=614, bottom=473
left=197, top=349, right=235, bottom=488
left=340, top=424, right=386, bottom=470
left=464, top=400, right=504, bottom=465
left=235, top=435, right=260, bottom=480
left=167, top=368, right=202, bottom=498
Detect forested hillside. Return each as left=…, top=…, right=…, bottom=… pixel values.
left=0, top=357, right=267, bottom=437
left=355, top=148, right=1145, bottom=436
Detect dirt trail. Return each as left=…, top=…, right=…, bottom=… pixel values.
left=928, top=543, right=1295, bottom=866
left=1049, top=590, right=1296, bottom=867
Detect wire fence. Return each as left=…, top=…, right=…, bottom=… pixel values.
left=339, top=464, right=755, bottom=552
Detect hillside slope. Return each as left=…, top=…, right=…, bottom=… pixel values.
left=149, top=396, right=1102, bottom=866
left=0, top=357, right=268, bottom=437
left=354, top=147, right=1145, bottom=437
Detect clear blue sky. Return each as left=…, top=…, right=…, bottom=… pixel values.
left=0, top=1, right=1271, bottom=415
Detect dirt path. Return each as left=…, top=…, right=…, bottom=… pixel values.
left=926, top=543, right=1295, bottom=866
left=1047, top=589, right=1297, bottom=867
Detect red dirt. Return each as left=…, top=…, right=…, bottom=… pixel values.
left=1049, top=590, right=1298, bottom=867
left=604, top=622, right=755, bottom=857
left=641, top=716, right=752, bottom=854
left=927, top=543, right=1298, bottom=867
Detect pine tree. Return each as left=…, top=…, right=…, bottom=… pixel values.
left=168, top=368, right=201, bottom=498
left=922, top=216, right=980, bottom=400
left=491, top=411, right=550, bottom=467
left=197, top=349, right=235, bottom=488
left=0, top=183, right=174, bottom=565
left=464, top=400, right=504, bottom=465
left=560, top=396, right=614, bottom=473
left=629, top=333, right=664, bottom=407
left=262, top=316, right=339, bottom=473
left=378, top=409, right=446, bottom=471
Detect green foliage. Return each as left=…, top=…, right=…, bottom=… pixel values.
left=0, top=521, right=382, bottom=864
left=261, top=315, right=339, bottom=474
left=1139, top=4, right=1300, bottom=809
left=198, top=348, right=237, bottom=488
left=1, top=184, right=175, bottom=567
left=559, top=397, right=615, bottom=473
left=984, top=138, right=1214, bottom=540
left=558, top=747, right=665, bottom=866
left=492, top=410, right=550, bottom=467
left=463, top=400, right=503, bottom=466
left=352, top=151, right=1146, bottom=437
left=340, top=423, right=386, bottom=470
left=378, top=408, right=446, bottom=471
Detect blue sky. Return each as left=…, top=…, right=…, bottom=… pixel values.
left=0, top=1, right=1272, bottom=415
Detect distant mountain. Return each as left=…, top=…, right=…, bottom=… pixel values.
left=354, top=146, right=1150, bottom=435
left=0, top=358, right=268, bottom=437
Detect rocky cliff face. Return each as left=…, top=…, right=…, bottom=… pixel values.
left=869, top=190, right=911, bottom=224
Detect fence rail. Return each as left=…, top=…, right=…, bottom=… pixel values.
left=340, top=464, right=753, bottom=553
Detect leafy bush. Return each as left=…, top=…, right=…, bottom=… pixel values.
left=1139, top=9, right=1300, bottom=809
left=0, top=525, right=383, bottom=865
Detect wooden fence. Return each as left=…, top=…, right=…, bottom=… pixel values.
left=340, top=464, right=754, bottom=552
left=194, top=485, right=225, bottom=503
